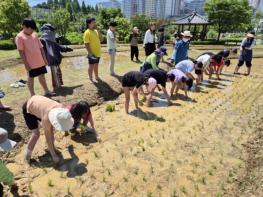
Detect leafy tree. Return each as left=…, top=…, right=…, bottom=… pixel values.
left=97, top=8, right=123, bottom=30
left=115, top=17, right=132, bottom=42
left=204, top=0, right=253, bottom=41
left=81, top=1, right=87, bottom=14
left=0, top=0, right=31, bottom=38
left=131, top=14, right=150, bottom=35
left=72, top=0, right=80, bottom=12
left=48, top=8, right=70, bottom=37
left=59, top=0, right=67, bottom=7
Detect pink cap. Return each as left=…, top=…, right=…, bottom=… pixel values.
left=148, top=77, right=157, bottom=92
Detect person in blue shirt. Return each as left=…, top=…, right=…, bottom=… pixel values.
left=172, top=31, right=192, bottom=64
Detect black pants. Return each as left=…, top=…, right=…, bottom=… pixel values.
left=131, top=46, right=139, bottom=60
left=145, top=43, right=156, bottom=56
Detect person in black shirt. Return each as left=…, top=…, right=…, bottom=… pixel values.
left=122, top=71, right=157, bottom=113
left=143, top=69, right=172, bottom=106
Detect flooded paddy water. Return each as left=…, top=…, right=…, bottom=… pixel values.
left=1, top=47, right=263, bottom=196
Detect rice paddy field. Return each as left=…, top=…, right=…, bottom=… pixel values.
left=1, top=44, right=263, bottom=197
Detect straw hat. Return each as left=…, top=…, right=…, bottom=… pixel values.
left=247, top=33, right=255, bottom=38
left=0, top=128, right=16, bottom=152
left=181, top=30, right=193, bottom=37
left=48, top=108, right=74, bottom=131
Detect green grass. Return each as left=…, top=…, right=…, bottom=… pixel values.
left=0, top=50, right=18, bottom=60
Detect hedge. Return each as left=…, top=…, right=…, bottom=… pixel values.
left=191, top=40, right=226, bottom=45
left=0, top=40, right=16, bottom=50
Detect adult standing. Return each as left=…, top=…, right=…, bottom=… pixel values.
left=84, top=17, right=102, bottom=83
left=234, top=32, right=256, bottom=76
left=107, top=21, right=118, bottom=76
left=129, top=27, right=140, bottom=62
left=157, top=26, right=165, bottom=48
left=143, top=23, right=156, bottom=57
left=172, top=30, right=192, bottom=64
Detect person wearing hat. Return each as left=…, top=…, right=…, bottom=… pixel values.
left=140, top=46, right=168, bottom=73
left=129, top=27, right=140, bottom=62
left=122, top=71, right=156, bottom=113
left=172, top=30, right=192, bottom=64
left=143, top=69, right=172, bottom=106
left=143, top=22, right=156, bottom=57
left=40, top=24, right=73, bottom=91
left=234, top=32, right=256, bottom=76
left=107, top=21, right=118, bottom=76
left=22, top=95, right=74, bottom=164
left=175, top=59, right=203, bottom=85
left=167, top=69, right=193, bottom=98
left=15, top=18, right=55, bottom=97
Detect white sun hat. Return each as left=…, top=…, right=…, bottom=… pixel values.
left=181, top=30, right=193, bottom=37
left=48, top=108, right=74, bottom=131
left=0, top=128, right=16, bottom=152
left=247, top=33, right=255, bottom=38
left=147, top=77, right=157, bottom=92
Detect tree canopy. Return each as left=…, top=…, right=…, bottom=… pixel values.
left=204, top=0, right=253, bottom=40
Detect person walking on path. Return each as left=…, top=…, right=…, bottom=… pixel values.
left=107, top=21, right=118, bottom=76
left=15, top=19, right=55, bottom=97
left=84, top=17, right=102, bottom=83
left=129, top=27, right=140, bottom=62
left=234, top=32, right=256, bottom=76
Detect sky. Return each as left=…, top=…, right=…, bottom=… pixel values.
left=28, top=0, right=106, bottom=6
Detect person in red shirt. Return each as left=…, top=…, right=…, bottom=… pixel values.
left=210, top=55, right=224, bottom=80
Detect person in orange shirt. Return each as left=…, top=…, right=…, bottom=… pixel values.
left=15, top=19, right=55, bottom=97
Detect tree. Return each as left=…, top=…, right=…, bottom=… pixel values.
left=48, top=8, right=70, bottom=37
left=131, top=14, right=150, bottom=35
left=204, top=0, right=253, bottom=41
left=98, top=8, right=123, bottom=30
left=115, top=17, right=132, bottom=42
left=0, top=0, right=31, bottom=37
left=81, top=1, right=87, bottom=14
left=72, top=0, right=80, bottom=12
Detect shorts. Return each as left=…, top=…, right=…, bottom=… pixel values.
left=237, top=60, right=252, bottom=67
left=87, top=55, right=100, bottom=64
left=108, top=49, right=117, bottom=55
left=195, top=69, right=202, bottom=75
left=22, top=102, right=41, bottom=130
left=28, top=66, right=47, bottom=78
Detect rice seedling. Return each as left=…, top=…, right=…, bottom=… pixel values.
left=170, top=189, right=178, bottom=197
left=28, top=184, right=33, bottom=194
left=103, top=176, right=106, bottom=182
left=106, top=103, right=115, bottom=112
left=134, top=168, right=139, bottom=175
left=157, top=184, right=162, bottom=190
left=47, top=179, right=54, bottom=187
left=143, top=176, right=147, bottom=182
left=133, top=186, right=138, bottom=192
left=85, top=159, right=89, bottom=165
left=208, top=169, right=213, bottom=176
left=93, top=151, right=99, bottom=158
left=107, top=169, right=112, bottom=176
left=147, top=191, right=153, bottom=197
left=67, top=186, right=71, bottom=195
left=180, top=186, right=187, bottom=195
left=201, top=177, right=206, bottom=185
left=123, top=176, right=128, bottom=182
left=194, top=184, right=199, bottom=192
left=42, top=168, right=48, bottom=173
left=150, top=165, right=154, bottom=174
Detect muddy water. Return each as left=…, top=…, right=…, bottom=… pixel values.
left=3, top=59, right=263, bottom=197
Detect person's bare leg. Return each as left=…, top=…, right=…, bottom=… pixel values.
left=27, top=76, right=35, bottom=96
left=94, top=63, right=100, bottom=80
left=247, top=67, right=251, bottom=75
left=88, top=64, right=94, bottom=82
left=234, top=65, right=240, bottom=74
left=38, top=74, right=50, bottom=94
left=124, top=87, right=130, bottom=114
left=109, top=52, right=116, bottom=75
left=44, top=129, right=59, bottom=163
left=25, top=129, right=40, bottom=161
left=0, top=100, right=10, bottom=109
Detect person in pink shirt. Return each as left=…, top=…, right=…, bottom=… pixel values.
left=15, top=19, right=55, bottom=97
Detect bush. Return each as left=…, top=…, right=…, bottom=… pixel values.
left=207, top=29, right=218, bottom=39
left=66, top=32, right=83, bottom=45
left=191, top=40, right=226, bottom=45
left=0, top=40, right=16, bottom=50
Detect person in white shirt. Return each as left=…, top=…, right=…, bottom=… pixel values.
left=143, top=23, right=156, bottom=57
left=107, top=21, right=118, bottom=76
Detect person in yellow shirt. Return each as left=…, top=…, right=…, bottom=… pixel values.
left=83, top=17, right=102, bottom=82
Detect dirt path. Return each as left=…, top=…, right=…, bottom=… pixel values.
left=2, top=59, right=263, bottom=197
